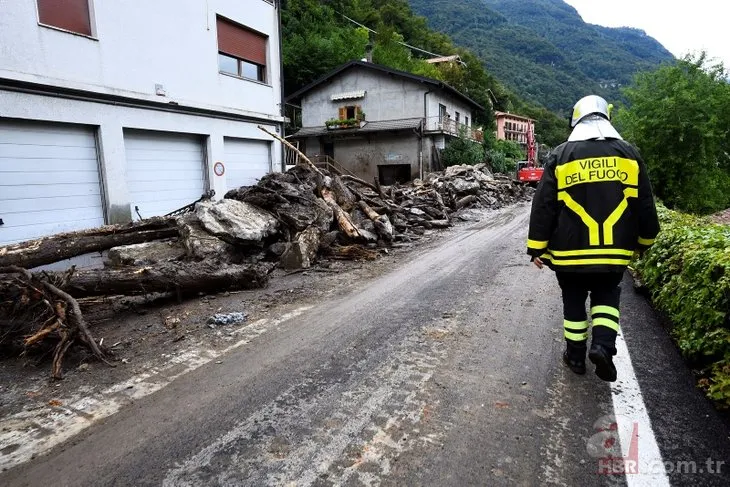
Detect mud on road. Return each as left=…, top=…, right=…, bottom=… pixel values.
left=0, top=206, right=510, bottom=472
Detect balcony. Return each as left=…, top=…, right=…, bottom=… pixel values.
left=424, top=116, right=483, bottom=142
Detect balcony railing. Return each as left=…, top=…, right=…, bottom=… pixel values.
left=424, top=116, right=483, bottom=142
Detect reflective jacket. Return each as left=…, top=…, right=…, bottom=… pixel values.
left=527, top=138, right=660, bottom=272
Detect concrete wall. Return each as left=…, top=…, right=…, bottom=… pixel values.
left=332, top=133, right=420, bottom=182
left=0, top=0, right=283, bottom=120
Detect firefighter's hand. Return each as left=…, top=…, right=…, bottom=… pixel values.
left=533, top=257, right=544, bottom=269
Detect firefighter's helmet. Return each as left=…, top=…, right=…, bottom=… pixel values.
left=570, top=95, right=613, bottom=128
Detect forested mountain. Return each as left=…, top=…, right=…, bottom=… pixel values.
left=408, top=0, right=675, bottom=111
left=282, top=0, right=571, bottom=146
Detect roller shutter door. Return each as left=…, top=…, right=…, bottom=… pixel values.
left=224, top=137, right=271, bottom=191
left=0, top=120, right=105, bottom=246
left=124, top=130, right=207, bottom=220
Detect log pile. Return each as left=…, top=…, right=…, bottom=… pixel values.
left=0, top=127, right=532, bottom=377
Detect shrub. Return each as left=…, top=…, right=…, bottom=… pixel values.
left=633, top=206, right=730, bottom=407
left=442, top=136, right=485, bottom=167
left=486, top=149, right=516, bottom=174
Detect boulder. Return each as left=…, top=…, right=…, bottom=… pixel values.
left=105, top=240, right=186, bottom=267
left=280, top=226, right=322, bottom=269
left=177, top=213, right=238, bottom=262
left=196, top=199, right=279, bottom=245
left=448, top=179, right=482, bottom=196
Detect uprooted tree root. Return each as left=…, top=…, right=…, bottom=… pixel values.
left=0, top=266, right=112, bottom=379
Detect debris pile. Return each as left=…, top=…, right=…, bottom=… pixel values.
left=0, top=135, right=532, bottom=377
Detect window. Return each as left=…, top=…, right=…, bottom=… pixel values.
left=217, top=16, right=268, bottom=83
left=37, top=0, right=92, bottom=36
left=439, top=104, right=447, bottom=122
left=465, top=116, right=469, bottom=127
left=455, top=112, right=460, bottom=123
left=339, top=105, right=361, bottom=120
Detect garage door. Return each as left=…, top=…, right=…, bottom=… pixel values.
left=224, top=137, right=271, bottom=190
left=0, top=120, right=105, bottom=247
left=124, top=130, right=206, bottom=220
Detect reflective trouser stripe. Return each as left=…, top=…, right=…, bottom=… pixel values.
left=593, top=317, right=620, bottom=332
left=564, top=320, right=588, bottom=341
left=591, top=305, right=620, bottom=318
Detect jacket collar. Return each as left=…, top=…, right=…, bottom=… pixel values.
left=568, top=116, right=623, bottom=142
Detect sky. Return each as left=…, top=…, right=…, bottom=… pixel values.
left=563, top=0, right=729, bottom=68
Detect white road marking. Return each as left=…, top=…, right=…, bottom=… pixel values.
left=612, top=333, right=671, bottom=486
left=0, top=307, right=312, bottom=471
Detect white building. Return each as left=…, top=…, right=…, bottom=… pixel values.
left=0, top=0, right=285, bottom=247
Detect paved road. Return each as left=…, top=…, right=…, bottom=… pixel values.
left=3, top=204, right=729, bottom=486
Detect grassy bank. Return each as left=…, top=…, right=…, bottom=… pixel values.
left=633, top=206, right=730, bottom=407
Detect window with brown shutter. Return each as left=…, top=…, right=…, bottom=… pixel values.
left=216, top=16, right=267, bottom=83
left=37, top=0, right=92, bottom=36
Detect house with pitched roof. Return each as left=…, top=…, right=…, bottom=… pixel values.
left=287, top=61, right=484, bottom=185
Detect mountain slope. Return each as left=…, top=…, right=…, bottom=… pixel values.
left=409, top=0, right=674, bottom=112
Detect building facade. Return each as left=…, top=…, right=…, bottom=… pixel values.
left=0, top=0, right=284, bottom=247
left=494, top=111, right=535, bottom=149
left=287, top=62, right=483, bottom=185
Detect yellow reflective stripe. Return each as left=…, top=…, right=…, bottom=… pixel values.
left=527, top=239, right=549, bottom=250
left=558, top=191, right=600, bottom=246
left=564, top=319, right=588, bottom=330
left=540, top=254, right=630, bottom=266
left=603, top=187, right=639, bottom=245
left=555, top=157, right=639, bottom=190
left=565, top=330, right=589, bottom=341
left=591, top=305, right=619, bottom=318
left=638, top=237, right=655, bottom=246
left=548, top=248, right=634, bottom=257
left=593, top=317, right=620, bottom=332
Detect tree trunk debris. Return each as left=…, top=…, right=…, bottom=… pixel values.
left=0, top=125, right=534, bottom=377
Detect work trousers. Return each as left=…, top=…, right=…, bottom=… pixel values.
left=556, top=271, right=623, bottom=357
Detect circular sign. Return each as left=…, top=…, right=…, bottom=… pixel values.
left=214, top=162, right=225, bottom=176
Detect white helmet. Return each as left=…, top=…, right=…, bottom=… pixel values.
left=570, top=95, right=613, bottom=128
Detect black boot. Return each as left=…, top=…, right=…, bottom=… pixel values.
left=590, top=327, right=618, bottom=382
left=588, top=344, right=617, bottom=382
left=563, top=342, right=586, bottom=375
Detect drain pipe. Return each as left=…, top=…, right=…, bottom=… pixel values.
left=276, top=0, right=286, bottom=171
left=421, top=89, right=432, bottom=179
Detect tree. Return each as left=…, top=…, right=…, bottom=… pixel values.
left=615, top=54, right=730, bottom=214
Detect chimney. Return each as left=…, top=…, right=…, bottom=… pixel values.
left=365, top=42, right=373, bottom=63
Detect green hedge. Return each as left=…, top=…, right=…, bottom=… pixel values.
left=633, top=206, right=730, bottom=407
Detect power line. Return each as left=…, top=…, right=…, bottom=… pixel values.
left=336, top=11, right=463, bottom=64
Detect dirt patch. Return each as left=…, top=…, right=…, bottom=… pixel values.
left=710, top=208, right=730, bottom=225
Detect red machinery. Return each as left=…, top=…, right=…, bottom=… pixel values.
left=516, top=124, right=543, bottom=185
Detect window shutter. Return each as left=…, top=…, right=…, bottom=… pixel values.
left=217, top=16, right=267, bottom=66
left=338, top=107, right=346, bottom=120
left=37, top=0, right=92, bottom=36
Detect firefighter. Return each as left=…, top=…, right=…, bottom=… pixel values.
left=527, top=95, right=660, bottom=382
